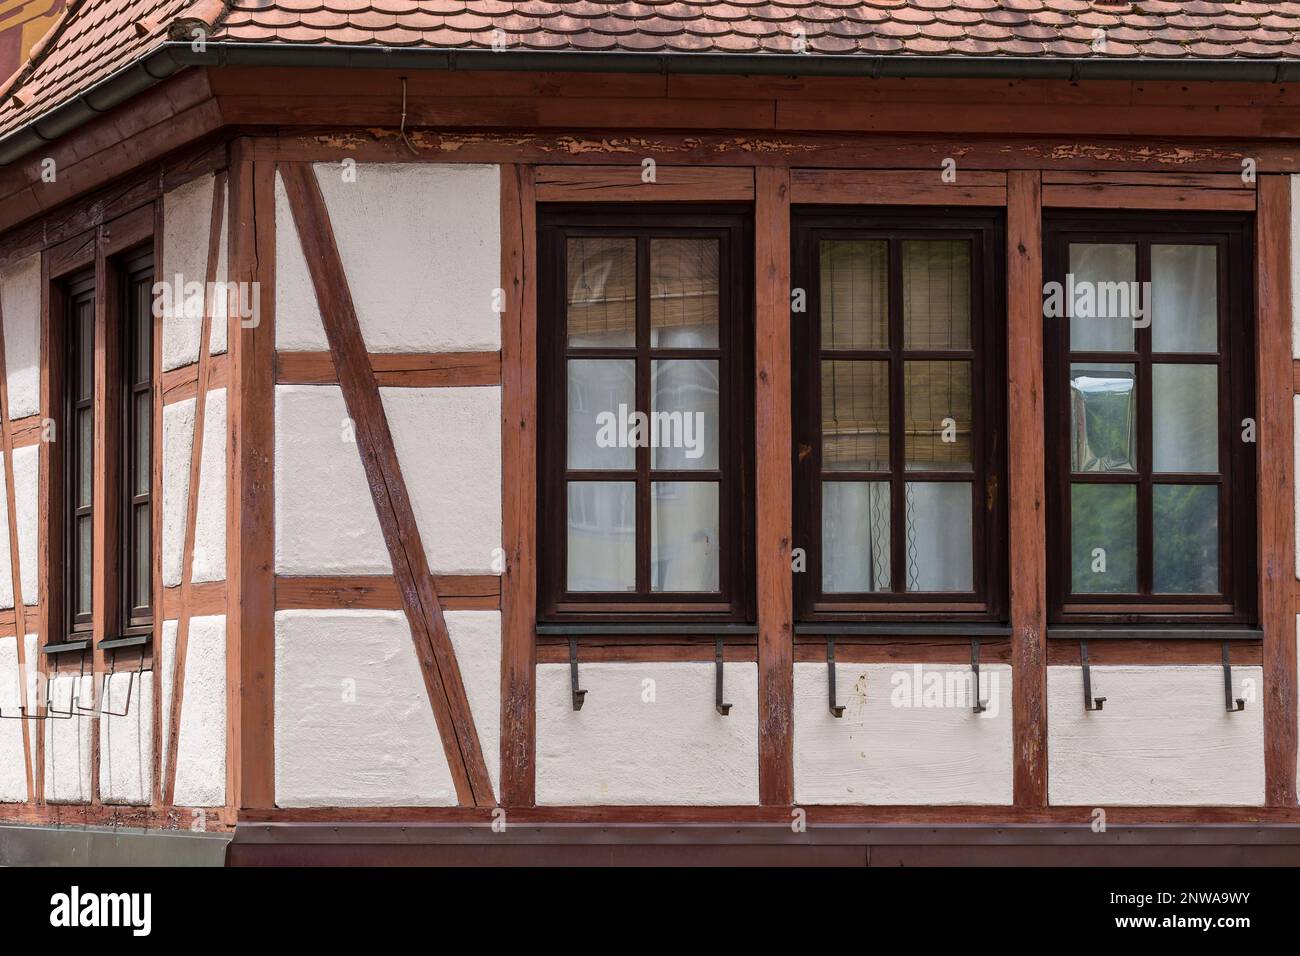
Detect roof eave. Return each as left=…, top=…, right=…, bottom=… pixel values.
left=4, top=42, right=1300, bottom=167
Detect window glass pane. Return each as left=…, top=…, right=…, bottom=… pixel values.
left=77, top=407, right=93, bottom=507
left=1067, top=243, right=1137, bottom=352
left=1152, top=244, right=1217, bottom=353
left=650, top=238, right=718, bottom=348
left=566, top=237, right=635, bottom=348
left=820, top=240, right=887, bottom=350
left=567, top=359, right=635, bottom=470
left=133, top=503, right=151, bottom=610
left=904, top=361, right=972, bottom=471
left=134, top=301, right=152, bottom=381
left=566, top=481, right=635, bottom=591
left=903, top=239, right=971, bottom=349
left=1069, top=363, right=1136, bottom=473
left=1152, top=363, right=1218, bottom=473
left=78, top=307, right=93, bottom=401
left=134, top=391, right=151, bottom=495
left=822, top=480, right=891, bottom=592
left=651, top=482, right=719, bottom=592
left=822, top=360, right=889, bottom=471
left=1153, top=484, right=1220, bottom=594
left=904, top=481, right=973, bottom=591
left=651, top=359, right=718, bottom=470
left=1070, top=483, right=1137, bottom=593
left=77, top=515, right=93, bottom=617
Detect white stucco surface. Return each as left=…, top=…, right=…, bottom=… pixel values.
left=275, top=384, right=391, bottom=575
left=0, top=637, right=26, bottom=801
left=160, top=615, right=227, bottom=807
left=13, top=445, right=37, bottom=606
left=99, top=669, right=154, bottom=805
left=381, top=387, right=502, bottom=575
left=191, top=388, right=226, bottom=583
left=536, top=661, right=760, bottom=805
left=1048, top=665, right=1265, bottom=806
left=43, top=671, right=93, bottom=803
left=162, top=399, right=195, bottom=587
left=0, top=454, right=12, bottom=610
left=0, top=253, right=40, bottom=420
left=793, top=662, right=1013, bottom=805
left=161, top=174, right=218, bottom=372
left=211, top=191, right=230, bottom=356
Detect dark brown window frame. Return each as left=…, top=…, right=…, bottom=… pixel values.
left=537, top=205, right=755, bottom=624
left=792, top=207, right=1008, bottom=624
left=62, top=269, right=96, bottom=641
left=1043, top=210, right=1256, bottom=626
left=118, top=246, right=155, bottom=637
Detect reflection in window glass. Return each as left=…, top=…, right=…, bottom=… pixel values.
left=567, top=359, right=635, bottom=470
left=820, top=240, right=888, bottom=350
left=1068, top=243, right=1137, bottom=352
left=651, top=359, right=719, bottom=470
left=903, top=239, right=971, bottom=349
left=1070, top=363, right=1136, bottom=473
left=822, top=481, right=891, bottom=592
left=1152, top=244, right=1217, bottom=353
left=651, top=482, right=720, bottom=592
left=1152, top=364, right=1218, bottom=474
left=566, top=237, right=635, bottom=347
left=567, top=482, right=636, bottom=591
left=1153, top=484, right=1219, bottom=594
left=1071, top=483, right=1137, bottom=593
left=822, top=360, right=889, bottom=472
left=905, top=361, right=972, bottom=471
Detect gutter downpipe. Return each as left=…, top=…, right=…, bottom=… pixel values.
left=4, top=41, right=1300, bottom=166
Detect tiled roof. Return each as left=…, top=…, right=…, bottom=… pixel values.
left=213, top=1, right=1300, bottom=59
left=3, top=1, right=1300, bottom=144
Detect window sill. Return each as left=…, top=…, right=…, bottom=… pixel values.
left=1048, top=626, right=1263, bottom=641
left=796, top=622, right=1011, bottom=637
left=42, top=639, right=91, bottom=655
left=536, top=622, right=757, bottom=637
left=99, top=634, right=151, bottom=651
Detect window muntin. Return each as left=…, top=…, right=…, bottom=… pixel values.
left=1045, top=213, right=1255, bottom=624
left=794, top=212, right=1006, bottom=620
left=539, top=209, right=752, bottom=622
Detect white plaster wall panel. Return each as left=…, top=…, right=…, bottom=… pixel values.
left=1048, top=665, right=1265, bottom=806
left=446, top=610, right=501, bottom=795
left=210, top=190, right=230, bottom=356
left=160, top=615, right=227, bottom=807
left=274, top=609, right=456, bottom=806
left=43, top=671, right=93, bottom=803
left=0, top=453, right=12, bottom=610
left=381, top=387, right=502, bottom=575
left=161, top=174, right=218, bottom=372
left=0, top=252, right=40, bottom=419
left=13, top=445, right=37, bottom=605
left=191, top=388, right=226, bottom=583
left=274, top=385, right=391, bottom=575
left=23, top=633, right=33, bottom=775
left=312, top=162, right=502, bottom=352
left=0, top=638, right=26, bottom=801
left=99, top=670, right=153, bottom=805
left=274, top=171, right=329, bottom=352
left=793, top=663, right=1014, bottom=805
left=162, top=399, right=195, bottom=587
left=536, top=661, right=759, bottom=805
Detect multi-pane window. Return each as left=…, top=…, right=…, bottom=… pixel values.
left=538, top=209, right=752, bottom=621
left=120, top=250, right=154, bottom=635
left=64, top=271, right=96, bottom=638
left=1044, top=212, right=1255, bottom=624
left=793, top=211, right=1005, bottom=620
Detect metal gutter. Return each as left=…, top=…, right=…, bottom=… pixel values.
left=5, top=41, right=1300, bottom=166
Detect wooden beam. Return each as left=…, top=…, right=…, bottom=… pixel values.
left=227, top=141, right=277, bottom=810
left=1257, top=174, right=1297, bottom=808
left=274, top=351, right=499, bottom=387
left=160, top=352, right=229, bottom=405
left=499, top=164, right=537, bottom=808
left=535, top=165, right=754, bottom=202
left=279, top=161, right=496, bottom=808
left=274, top=575, right=499, bottom=612
left=1007, top=170, right=1048, bottom=809
left=1042, top=183, right=1255, bottom=211
left=161, top=580, right=228, bottom=619
left=755, top=166, right=793, bottom=806
left=1041, top=170, right=1256, bottom=189
left=162, top=172, right=226, bottom=808
left=790, top=169, right=1007, bottom=206
left=150, top=199, right=165, bottom=806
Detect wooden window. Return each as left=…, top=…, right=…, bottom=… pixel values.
left=63, top=270, right=96, bottom=640
left=1044, top=211, right=1255, bottom=625
left=537, top=207, right=753, bottom=622
left=119, top=249, right=154, bottom=635
left=793, top=210, right=1006, bottom=621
